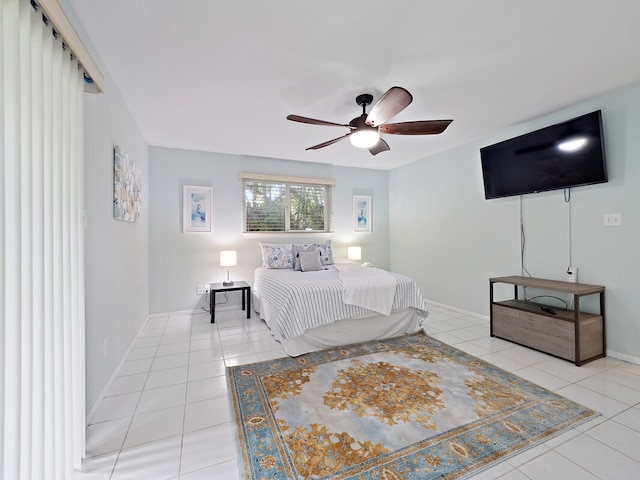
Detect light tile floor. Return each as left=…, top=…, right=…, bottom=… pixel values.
left=76, top=305, right=640, bottom=479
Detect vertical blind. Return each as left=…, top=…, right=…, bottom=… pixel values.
left=1, top=0, right=86, bottom=478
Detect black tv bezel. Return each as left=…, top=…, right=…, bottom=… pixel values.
left=480, top=110, right=608, bottom=200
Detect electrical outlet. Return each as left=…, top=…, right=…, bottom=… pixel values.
left=566, top=266, right=577, bottom=283
left=196, top=285, right=204, bottom=295
left=102, top=337, right=109, bottom=358
left=603, top=213, right=622, bottom=226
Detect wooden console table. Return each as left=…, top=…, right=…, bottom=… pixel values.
left=489, top=276, right=605, bottom=366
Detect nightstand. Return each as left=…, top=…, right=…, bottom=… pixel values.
left=209, top=281, right=251, bottom=324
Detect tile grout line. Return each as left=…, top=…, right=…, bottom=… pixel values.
left=108, top=315, right=164, bottom=479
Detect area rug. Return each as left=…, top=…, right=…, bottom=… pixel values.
left=228, top=332, right=597, bottom=479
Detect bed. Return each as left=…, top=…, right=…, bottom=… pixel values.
left=253, top=242, right=429, bottom=356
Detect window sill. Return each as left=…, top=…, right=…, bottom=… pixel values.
left=242, top=231, right=333, bottom=238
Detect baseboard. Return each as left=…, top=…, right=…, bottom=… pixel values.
left=148, top=305, right=240, bottom=318
left=607, top=349, right=640, bottom=366
left=426, top=299, right=489, bottom=321
left=148, top=308, right=204, bottom=318
left=85, top=315, right=151, bottom=426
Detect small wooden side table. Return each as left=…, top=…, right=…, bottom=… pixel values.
left=209, top=281, right=251, bottom=324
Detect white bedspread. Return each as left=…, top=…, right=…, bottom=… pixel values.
left=253, top=265, right=428, bottom=342
left=336, top=264, right=396, bottom=315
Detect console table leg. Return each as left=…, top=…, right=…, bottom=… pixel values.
left=489, top=281, right=495, bottom=337
left=574, top=296, right=580, bottom=366
left=600, top=291, right=606, bottom=358
left=211, top=291, right=216, bottom=324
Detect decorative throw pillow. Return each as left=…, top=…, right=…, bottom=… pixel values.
left=292, top=244, right=317, bottom=271
left=315, top=240, right=334, bottom=265
left=299, top=250, right=323, bottom=272
left=259, top=243, right=294, bottom=269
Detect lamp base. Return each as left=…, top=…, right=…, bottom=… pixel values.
left=223, top=280, right=234, bottom=286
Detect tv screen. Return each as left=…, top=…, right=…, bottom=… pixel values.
left=480, top=110, right=608, bottom=199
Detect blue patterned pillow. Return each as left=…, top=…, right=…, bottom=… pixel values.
left=259, top=243, right=294, bottom=269
left=315, top=240, right=334, bottom=266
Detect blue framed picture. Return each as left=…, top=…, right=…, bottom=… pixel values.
left=183, top=185, right=212, bottom=232
left=353, top=195, right=371, bottom=232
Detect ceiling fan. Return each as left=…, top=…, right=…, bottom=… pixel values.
left=286, top=86, right=452, bottom=155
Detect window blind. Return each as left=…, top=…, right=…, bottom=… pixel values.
left=240, top=173, right=334, bottom=233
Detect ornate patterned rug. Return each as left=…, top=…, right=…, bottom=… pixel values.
left=228, top=332, right=597, bottom=479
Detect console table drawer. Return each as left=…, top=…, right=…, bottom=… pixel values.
left=492, top=303, right=604, bottom=363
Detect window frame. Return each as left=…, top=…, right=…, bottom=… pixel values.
left=239, top=173, right=335, bottom=234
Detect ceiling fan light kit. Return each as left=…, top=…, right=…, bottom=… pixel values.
left=350, top=128, right=380, bottom=148
left=287, top=86, right=453, bottom=155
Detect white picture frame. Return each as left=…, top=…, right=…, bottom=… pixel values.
left=183, top=185, right=213, bottom=233
left=353, top=195, right=372, bottom=232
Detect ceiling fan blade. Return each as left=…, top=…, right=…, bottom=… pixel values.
left=368, top=138, right=390, bottom=156
left=305, top=132, right=352, bottom=150
left=287, top=114, right=352, bottom=128
left=365, top=86, right=413, bottom=127
left=380, top=119, right=453, bottom=135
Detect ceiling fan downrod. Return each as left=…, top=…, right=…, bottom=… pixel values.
left=355, top=93, right=373, bottom=115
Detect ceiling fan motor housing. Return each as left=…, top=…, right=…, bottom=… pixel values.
left=349, top=113, right=375, bottom=131
left=355, top=93, right=374, bottom=107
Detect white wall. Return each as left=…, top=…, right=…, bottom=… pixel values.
left=58, top=0, right=150, bottom=420
left=148, top=147, right=389, bottom=314
left=84, top=78, right=149, bottom=412
left=390, top=82, right=640, bottom=362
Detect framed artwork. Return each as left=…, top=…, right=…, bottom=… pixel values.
left=113, top=146, right=142, bottom=223
left=183, top=185, right=213, bottom=232
left=353, top=195, right=372, bottom=232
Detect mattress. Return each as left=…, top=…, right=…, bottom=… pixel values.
left=253, top=265, right=429, bottom=347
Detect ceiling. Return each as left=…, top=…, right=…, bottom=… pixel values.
left=64, top=0, right=640, bottom=170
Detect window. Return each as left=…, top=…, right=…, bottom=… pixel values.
left=240, top=173, right=334, bottom=233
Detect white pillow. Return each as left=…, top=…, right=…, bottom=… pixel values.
left=292, top=244, right=316, bottom=271
left=299, top=250, right=323, bottom=272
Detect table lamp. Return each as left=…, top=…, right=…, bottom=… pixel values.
left=347, top=246, right=361, bottom=262
left=220, top=250, right=237, bottom=286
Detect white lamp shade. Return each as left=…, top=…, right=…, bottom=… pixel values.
left=220, top=250, right=237, bottom=267
left=347, top=246, right=361, bottom=261
left=349, top=129, right=380, bottom=148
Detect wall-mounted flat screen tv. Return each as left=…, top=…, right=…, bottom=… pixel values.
left=480, top=110, right=608, bottom=199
